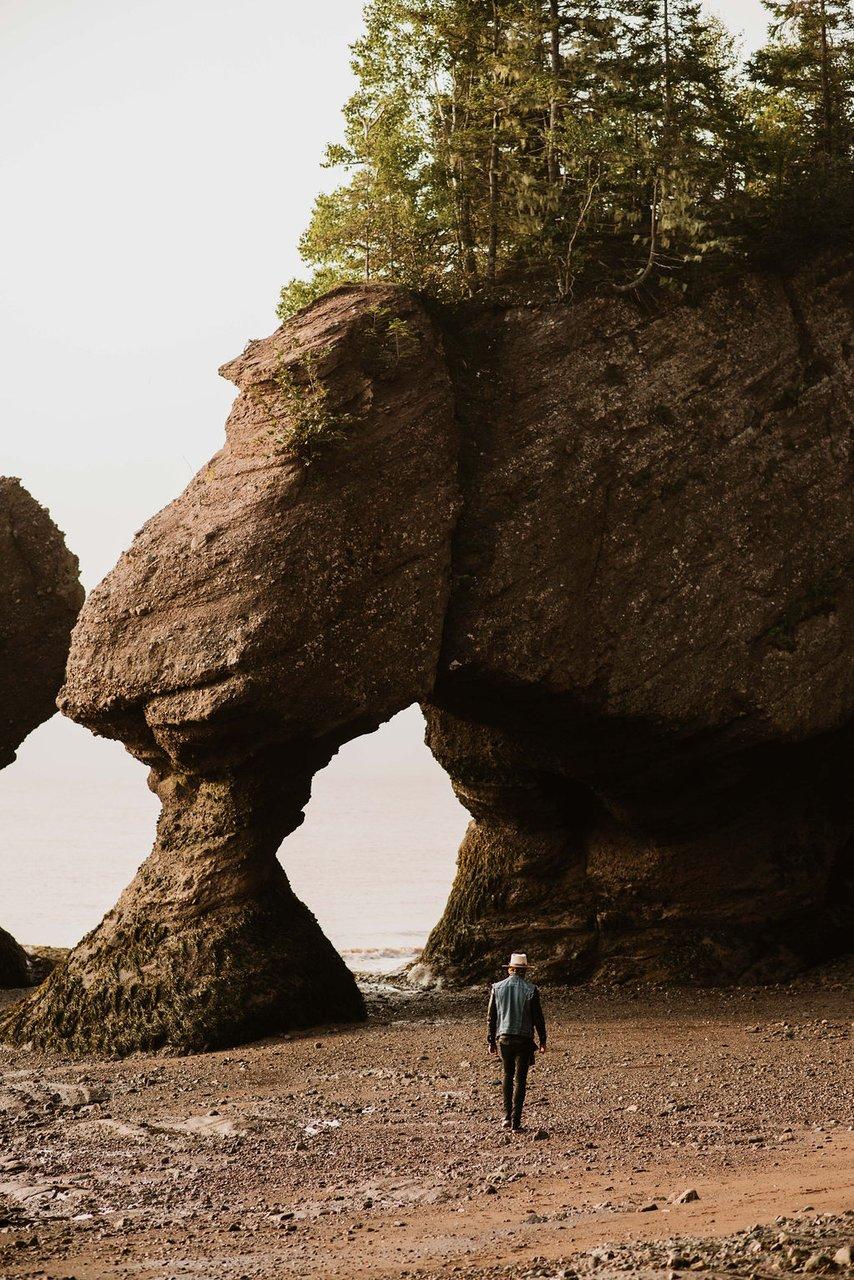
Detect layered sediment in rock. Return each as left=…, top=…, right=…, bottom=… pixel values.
left=1, top=287, right=459, bottom=1051
left=0, top=478, right=84, bottom=985
left=4, top=750, right=362, bottom=1052
left=4, top=258, right=850, bottom=1052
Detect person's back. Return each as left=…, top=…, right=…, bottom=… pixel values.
left=487, top=953, right=547, bottom=1131
left=491, top=973, right=538, bottom=1038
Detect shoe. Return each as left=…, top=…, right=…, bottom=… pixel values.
left=511, top=1124, right=525, bottom=1132
left=501, top=1118, right=511, bottom=1129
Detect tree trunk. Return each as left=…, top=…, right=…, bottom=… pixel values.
left=459, top=168, right=479, bottom=288
left=447, top=84, right=478, bottom=290
left=487, top=114, right=500, bottom=286
left=614, top=175, right=659, bottom=292
left=818, top=0, right=833, bottom=160
left=547, top=0, right=562, bottom=185
left=486, top=2, right=501, bottom=288
left=662, top=0, right=674, bottom=166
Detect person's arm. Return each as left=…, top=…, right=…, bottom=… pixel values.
left=487, top=986, right=497, bottom=1052
left=532, top=987, right=546, bottom=1051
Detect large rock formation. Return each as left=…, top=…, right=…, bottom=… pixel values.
left=421, top=256, right=853, bottom=985
left=2, top=256, right=850, bottom=1053
left=0, top=478, right=84, bottom=985
left=1, top=289, right=459, bottom=1051
left=0, top=927, right=30, bottom=989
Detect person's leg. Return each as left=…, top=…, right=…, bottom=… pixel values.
left=499, top=1042, right=514, bottom=1123
left=512, top=1049, right=530, bottom=1129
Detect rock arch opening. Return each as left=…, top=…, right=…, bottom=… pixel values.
left=278, top=706, right=467, bottom=976
left=0, top=716, right=159, bottom=955
left=1, top=286, right=461, bottom=1052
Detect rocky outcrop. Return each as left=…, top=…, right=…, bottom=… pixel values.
left=3, top=257, right=850, bottom=1052
left=421, top=256, right=853, bottom=985
left=0, top=478, right=84, bottom=985
left=0, top=288, right=458, bottom=1051
left=0, top=927, right=30, bottom=989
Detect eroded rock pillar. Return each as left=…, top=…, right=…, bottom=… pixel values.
left=423, top=259, right=852, bottom=985
left=421, top=707, right=853, bottom=986
left=420, top=708, right=599, bottom=983
left=1, top=748, right=364, bottom=1054
left=0, top=284, right=458, bottom=1051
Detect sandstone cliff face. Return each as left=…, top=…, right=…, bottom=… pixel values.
left=3, top=258, right=850, bottom=1053
left=0, top=478, right=84, bottom=985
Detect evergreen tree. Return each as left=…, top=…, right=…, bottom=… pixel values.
left=604, top=0, right=743, bottom=286
left=277, top=0, right=851, bottom=318
left=746, top=0, right=853, bottom=258
left=751, top=0, right=853, bottom=163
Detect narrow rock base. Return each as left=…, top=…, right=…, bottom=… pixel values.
left=421, top=709, right=853, bottom=986
left=0, top=756, right=365, bottom=1054
left=423, top=809, right=854, bottom=987
left=0, top=885, right=363, bottom=1055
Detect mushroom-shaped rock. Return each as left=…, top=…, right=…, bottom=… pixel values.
left=0, top=477, right=84, bottom=985
left=1, top=286, right=459, bottom=1052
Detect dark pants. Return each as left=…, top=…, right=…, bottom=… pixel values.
left=499, top=1035, right=533, bottom=1127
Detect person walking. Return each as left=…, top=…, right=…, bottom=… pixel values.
left=487, top=952, right=547, bottom=1131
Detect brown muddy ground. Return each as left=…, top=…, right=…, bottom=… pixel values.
left=0, top=964, right=851, bottom=1280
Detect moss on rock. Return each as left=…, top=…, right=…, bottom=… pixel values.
left=0, top=884, right=363, bottom=1055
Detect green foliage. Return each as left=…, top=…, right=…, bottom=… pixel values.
left=358, top=302, right=421, bottom=374
left=280, top=0, right=853, bottom=307
left=750, top=0, right=853, bottom=162
left=268, top=355, right=354, bottom=464
left=277, top=268, right=352, bottom=321
left=385, top=315, right=418, bottom=357
left=744, top=0, right=854, bottom=262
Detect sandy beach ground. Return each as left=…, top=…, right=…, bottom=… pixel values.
left=0, top=964, right=851, bottom=1280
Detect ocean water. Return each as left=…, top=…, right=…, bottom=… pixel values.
left=0, top=707, right=469, bottom=974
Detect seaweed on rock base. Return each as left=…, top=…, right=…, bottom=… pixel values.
left=0, top=891, right=364, bottom=1056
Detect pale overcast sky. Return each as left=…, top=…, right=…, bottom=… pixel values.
left=2, top=0, right=768, bottom=586
left=1, top=0, right=768, bottom=780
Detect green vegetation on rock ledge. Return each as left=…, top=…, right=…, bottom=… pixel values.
left=279, top=0, right=853, bottom=315
left=270, top=355, right=354, bottom=463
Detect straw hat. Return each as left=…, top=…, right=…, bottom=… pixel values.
left=506, top=952, right=528, bottom=968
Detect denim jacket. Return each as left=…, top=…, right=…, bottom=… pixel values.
left=487, top=974, right=547, bottom=1047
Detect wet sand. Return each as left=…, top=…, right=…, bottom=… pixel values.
left=0, top=965, right=851, bottom=1279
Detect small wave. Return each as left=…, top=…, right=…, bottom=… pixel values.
left=340, top=946, right=422, bottom=959
left=343, top=946, right=422, bottom=975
